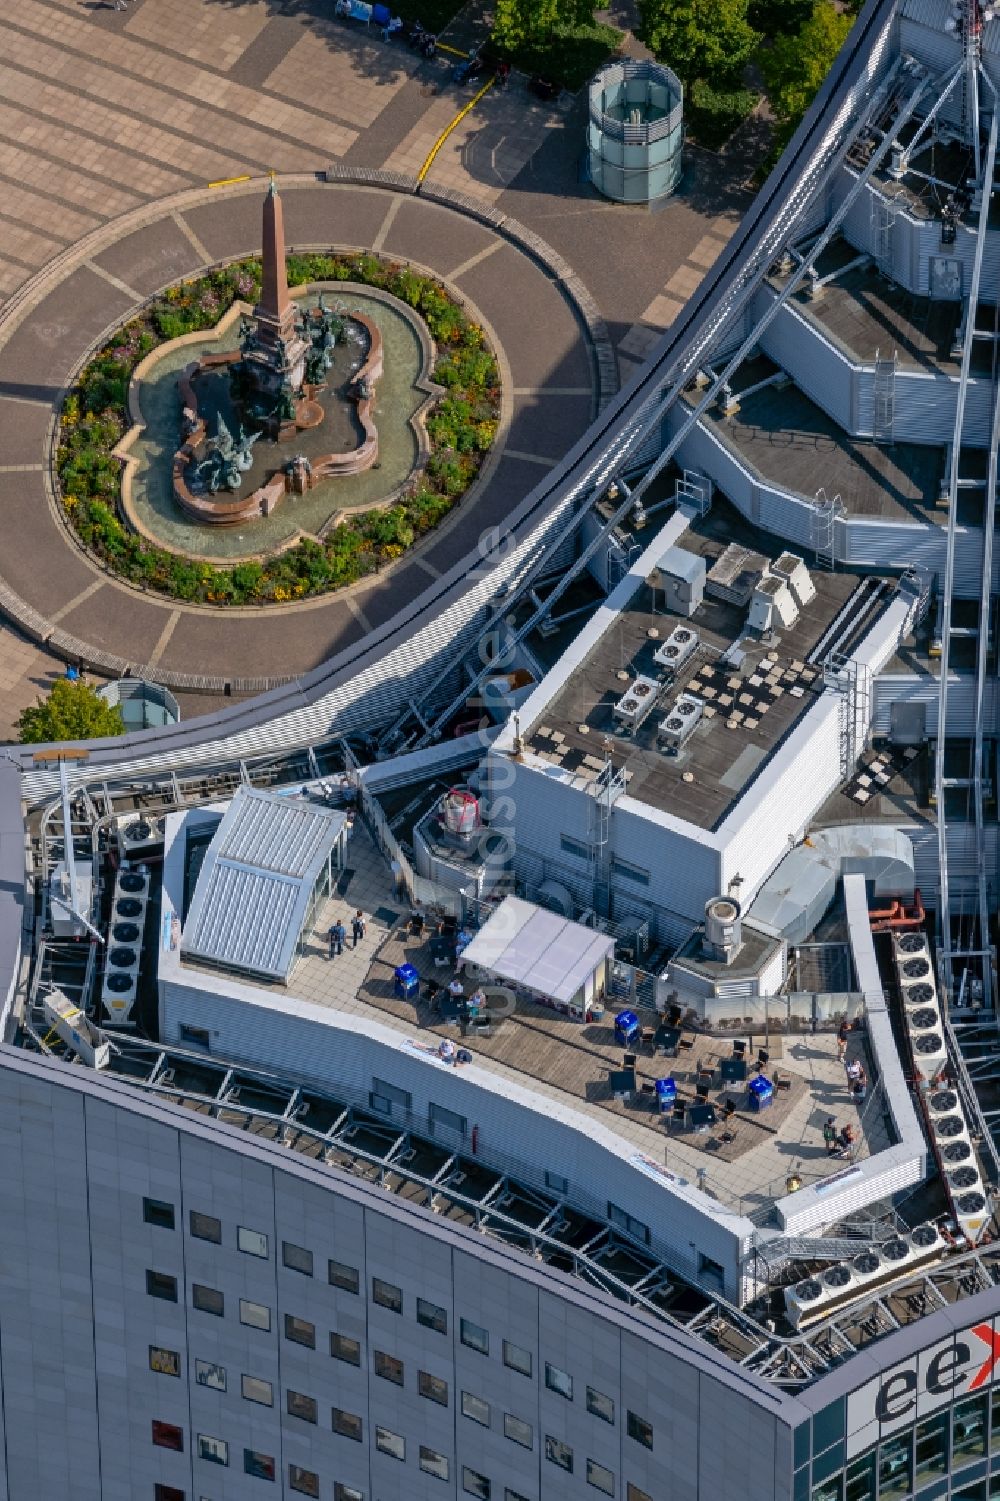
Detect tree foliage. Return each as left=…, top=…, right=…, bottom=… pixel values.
left=492, top=0, right=596, bottom=50
left=18, top=678, right=125, bottom=745
left=760, top=0, right=853, bottom=143
left=637, top=0, right=760, bottom=88
left=748, top=0, right=814, bottom=39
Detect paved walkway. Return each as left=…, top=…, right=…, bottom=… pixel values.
left=0, top=0, right=759, bottom=726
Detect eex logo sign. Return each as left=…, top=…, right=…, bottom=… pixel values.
left=874, top=1325, right=1000, bottom=1424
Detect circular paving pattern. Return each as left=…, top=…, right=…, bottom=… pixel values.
left=0, top=174, right=605, bottom=690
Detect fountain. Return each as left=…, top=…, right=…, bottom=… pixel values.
left=172, top=179, right=385, bottom=527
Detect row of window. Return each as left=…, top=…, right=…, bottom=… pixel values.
left=155, top=1485, right=655, bottom=1501
left=152, top=1412, right=651, bottom=1499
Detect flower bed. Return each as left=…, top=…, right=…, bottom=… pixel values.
left=55, top=254, right=500, bottom=606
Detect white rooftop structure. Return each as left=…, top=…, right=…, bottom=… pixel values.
left=460, top=896, right=615, bottom=1006
left=181, top=787, right=347, bottom=983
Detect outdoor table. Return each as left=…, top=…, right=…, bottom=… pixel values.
left=654, top=1024, right=681, bottom=1055
left=609, top=1068, right=637, bottom=1098
left=687, top=1103, right=717, bottom=1132
left=437, top=996, right=462, bottom=1023
left=615, top=1010, right=640, bottom=1046
left=720, top=1057, right=748, bottom=1084
left=654, top=1077, right=677, bottom=1112
left=747, top=1074, right=775, bottom=1112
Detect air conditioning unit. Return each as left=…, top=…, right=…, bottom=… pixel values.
left=612, top=675, right=660, bottom=731
left=657, top=694, right=704, bottom=753
left=101, top=867, right=149, bottom=1025
left=747, top=574, right=800, bottom=634
left=894, top=931, right=930, bottom=960
left=653, top=625, right=700, bottom=682
left=897, top=952, right=934, bottom=988
left=101, top=964, right=138, bottom=1024
left=117, top=815, right=164, bottom=860
left=901, top=981, right=936, bottom=1010
left=911, top=1029, right=948, bottom=1076
left=771, top=552, right=817, bottom=608
left=783, top=1224, right=945, bottom=1328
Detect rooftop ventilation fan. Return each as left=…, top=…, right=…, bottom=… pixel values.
left=935, top=1115, right=965, bottom=1138
left=906, top=983, right=935, bottom=1006
left=675, top=629, right=693, bottom=643
left=112, top=921, right=140, bottom=945
left=114, top=898, right=143, bottom=919
left=902, top=957, right=931, bottom=980
left=664, top=644, right=680, bottom=657
left=634, top=682, right=652, bottom=697
left=883, top=1238, right=910, bottom=1261
left=942, top=1140, right=972, bottom=1163
left=622, top=698, right=639, bottom=714
left=677, top=700, right=697, bottom=716
left=105, top=973, right=133, bottom=994
left=853, top=1251, right=881, bottom=1275
left=665, top=717, right=684, bottom=732
left=119, top=871, right=146, bottom=894
left=930, top=1089, right=958, bottom=1113
left=898, top=933, right=927, bottom=953
left=909, top=1007, right=939, bottom=1031
left=823, top=1264, right=853, bottom=1289
left=124, top=820, right=153, bottom=842
left=794, top=1279, right=823, bottom=1302
left=108, top=947, right=137, bottom=969
left=956, top=1191, right=988, bottom=1215
left=949, top=1166, right=980, bottom=1190
left=914, top=1033, right=944, bottom=1055
left=910, top=1224, right=939, bottom=1249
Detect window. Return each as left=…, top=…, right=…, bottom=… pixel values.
left=146, top=1270, right=178, bottom=1303
left=372, top=1277, right=402, bottom=1313
left=627, top=1488, right=654, bottom=1501
left=375, top=1426, right=405, bottom=1461
left=155, top=1489, right=185, bottom=1501
left=241, top=1374, right=273, bottom=1406
left=328, top=1258, right=359, bottom=1293
left=191, top=1284, right=223, bottom=1317
left=289, top=1466, right=319, bottom=1498
left=609, top=856, right=649, bottom=886
left=993, top=1388, right=1000, bottom=1454
left=419, top=1370, right=449, bottom=1406
left=284, top=1314, right=315, bottom=1349
left=588, top=1459, right=616, bottom=1496
left=560, top=833, right=592, bottom=860
left=332, top=1408, right=363, bottom=1442
left=462, top=1391, right=491, bottom=1427
left=244, top=1450, right=276, bottom=1481
left=545, top=1169, right=568, bottom=1194
left=180, top=1023, right=210, bottom=1049
left=461, top=1318, right=489, bottom=1354
left=420, top=1447, right=450, bottom=1481
left=608, top=1204, right=650, bottom=1246
left=504, top=1413, right=533, bottom=1449
left=627, top=1411, right=653, bottom=1450
left=374, top=1350, right=404, bottom=1386
left=370, top=1076, right=411, bottom=1115
left=463, top=1470, right=491, bottom=1500
left=587, top=1387, right=615, bottom=1424
left=197, top=1434, right=228, bottom=1466
left=846, top=1453, right=876, bottom=1501
left=331, top=1331, right=361, bottom=1365
left=417, top=1297, right=448, bottom=1334
left=878, top=1433, right=911, bottom=1500
left=195, top=1360, right=226, bottom=1391
left=237, top=1226, right=268, bottom=1259
left=143, top=1198, right=175, bottom=1230
left=239, top=1298, right=270, bottom=1331
left=915, top=1413, right=948, bottom=1485
left=152, top=1420, right=184, bottom=1452
left=545, top=1362, right=573, bottom=1400
left=954, top=1394, right=987, bottom=1460
left=189, top=1210, right=221, bottom=1244
left=429, top=1101, right=467, bottom=1137
left=287, top=1389, right=318, bottom=1424
left=335, top=1487, right=364, bottom=1501
left=546, top=1436, right=573, bottom=1472
left=282, top=1241, right=313, bottom=1276
left=503, top=1340, right=532, bottom=1377
left=149, top=1346, right=180, bottom=1377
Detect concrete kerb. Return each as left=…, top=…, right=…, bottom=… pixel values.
left=0, top=170, right=608, bottom=693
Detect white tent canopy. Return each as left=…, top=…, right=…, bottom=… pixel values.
left=461, top=896, right=614, bottom=1005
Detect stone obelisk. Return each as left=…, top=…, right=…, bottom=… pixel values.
left=243, top=177, right=308, bottom=434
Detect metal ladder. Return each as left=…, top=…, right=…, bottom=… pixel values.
left=871, top=192, right=898, bottom=273
left=873, top=349, right=897, bottom=443
left=824, top=652, right=869, bottom=782
left=811, top=488, right=844, bottom=571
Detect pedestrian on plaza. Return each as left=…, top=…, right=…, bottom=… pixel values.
left=836, top=1018, right=850, bottom=1061
left=328, top=918, right=346, bottom=958
left=836, top=1124, right=856, bottom=1158
left=822, top=1117, right=838, bottom=1156
left=351, top=910, right=366, bottom=947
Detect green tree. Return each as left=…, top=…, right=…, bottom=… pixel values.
left=748, top=0, right=814, bottom=38
left=17, top=677, right=125, bottom=745
left=637, top=0, right=760, bottom=87
left=492, top=0, right=596, bottom=50
left=761, top=0, right=853, bottom=146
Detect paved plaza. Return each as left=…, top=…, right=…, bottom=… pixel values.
left=0, top=0, right=759, bottom=729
